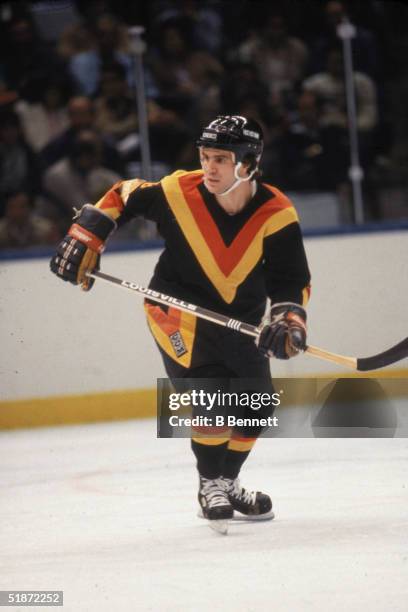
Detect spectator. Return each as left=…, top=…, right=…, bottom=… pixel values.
left=146, top=100, right=192, bottom=169
left=0, top=191, right=59, bottom=249
left=278, top=90, right=348, bottom=190
left=220, top=61, right=270, bottom=117
left=308, top=1, right=380, bottom=82
left=62, top=13, right=134, bottom=97
left=41, top=96, right=124, bottom=175
left=57, top=20, right=94, bottom=61
left=0, top=110, right=42, bottom=214
left=94, top=62, right=138, bottom=142
left=1, top=13, right=61, bottom=91
left=89, top=60, right=190, bottom=169
left=235, top=12, right=308, bottom=113
left=15, top=76, right=71, bottom=152
left=148, top=18, right=223, bottom=119
left=150, top=0, right=223, bottom=54
left=302, top=46, right=378, bottom=169
left=43, top=129, right=121, bottom=231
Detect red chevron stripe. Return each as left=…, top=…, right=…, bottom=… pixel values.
left=145, top=303, right=181, bottom=335
left=179, top=173, right=290, bottom=276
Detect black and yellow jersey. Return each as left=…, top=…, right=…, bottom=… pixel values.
left=95, top=169, right=311, bottom=327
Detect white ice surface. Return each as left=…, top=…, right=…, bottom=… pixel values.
left=1, top=420, right=407, bottom=612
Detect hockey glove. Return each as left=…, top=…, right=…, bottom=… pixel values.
left=257, top=303, right=307, bottom=360
left=50, top=205, right=116, bottom=291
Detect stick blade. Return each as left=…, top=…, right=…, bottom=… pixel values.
left=357, top=337, right=408, bottom=371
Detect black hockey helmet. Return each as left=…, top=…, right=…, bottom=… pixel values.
left=196, top=115, right=263, bottom=169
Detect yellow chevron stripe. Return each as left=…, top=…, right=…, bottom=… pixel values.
left=161, top=171, right=298, bottom=303
left=227, top=207, right=299, bottom=292
left=145, top=305, right=197, bottom=368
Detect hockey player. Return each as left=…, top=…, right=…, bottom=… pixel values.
left=50, top=115, right=311, bottom=532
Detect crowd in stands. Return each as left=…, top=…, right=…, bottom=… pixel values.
left=0, top=0, right=407, bottom=249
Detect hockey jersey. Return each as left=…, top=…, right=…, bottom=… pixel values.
left=95, top=169, right=311, bottom=326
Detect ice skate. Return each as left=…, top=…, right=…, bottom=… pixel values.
left=198, top=476, right=233, bottom=534
left=221, top=477, right=274, bottom=520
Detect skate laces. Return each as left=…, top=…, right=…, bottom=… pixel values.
left=223, top=478, right=257, bottom=506
left=200, top=477, right=230, bottom=508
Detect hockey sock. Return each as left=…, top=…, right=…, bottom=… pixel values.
left=191, top=438, right=229, bottom=479
left=222, top=402, right=273, bottom=479
left=222, top=435, right=257, bottom=480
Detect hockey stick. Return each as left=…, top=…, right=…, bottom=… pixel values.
left=88, top=270, right=408, bottom=372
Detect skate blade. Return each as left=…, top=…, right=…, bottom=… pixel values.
left=232, top=511, right=275, bottom=522
left=197, top=510, right=229, bottom=534
left=208, top=519, right=229, bottom=535
left=197, top=509, right=274, bottom=524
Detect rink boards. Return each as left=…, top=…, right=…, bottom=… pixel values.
left=1, top=229, right=407, bottom=429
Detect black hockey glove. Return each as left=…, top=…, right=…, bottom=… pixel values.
left=257, top=303, right=307, bottom=360
left=50, top=205, right=116, bottom=291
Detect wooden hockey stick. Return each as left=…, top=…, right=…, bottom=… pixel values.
left=88, top=270, right=408, bottom=372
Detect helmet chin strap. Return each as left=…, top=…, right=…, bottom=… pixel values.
left=217, top=162, right=257, bottom=196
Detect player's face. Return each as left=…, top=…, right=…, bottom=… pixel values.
left=199, top=147, right=236, bottom=194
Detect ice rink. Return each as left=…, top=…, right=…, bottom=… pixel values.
left=1, top=418, right=407, bottom=612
